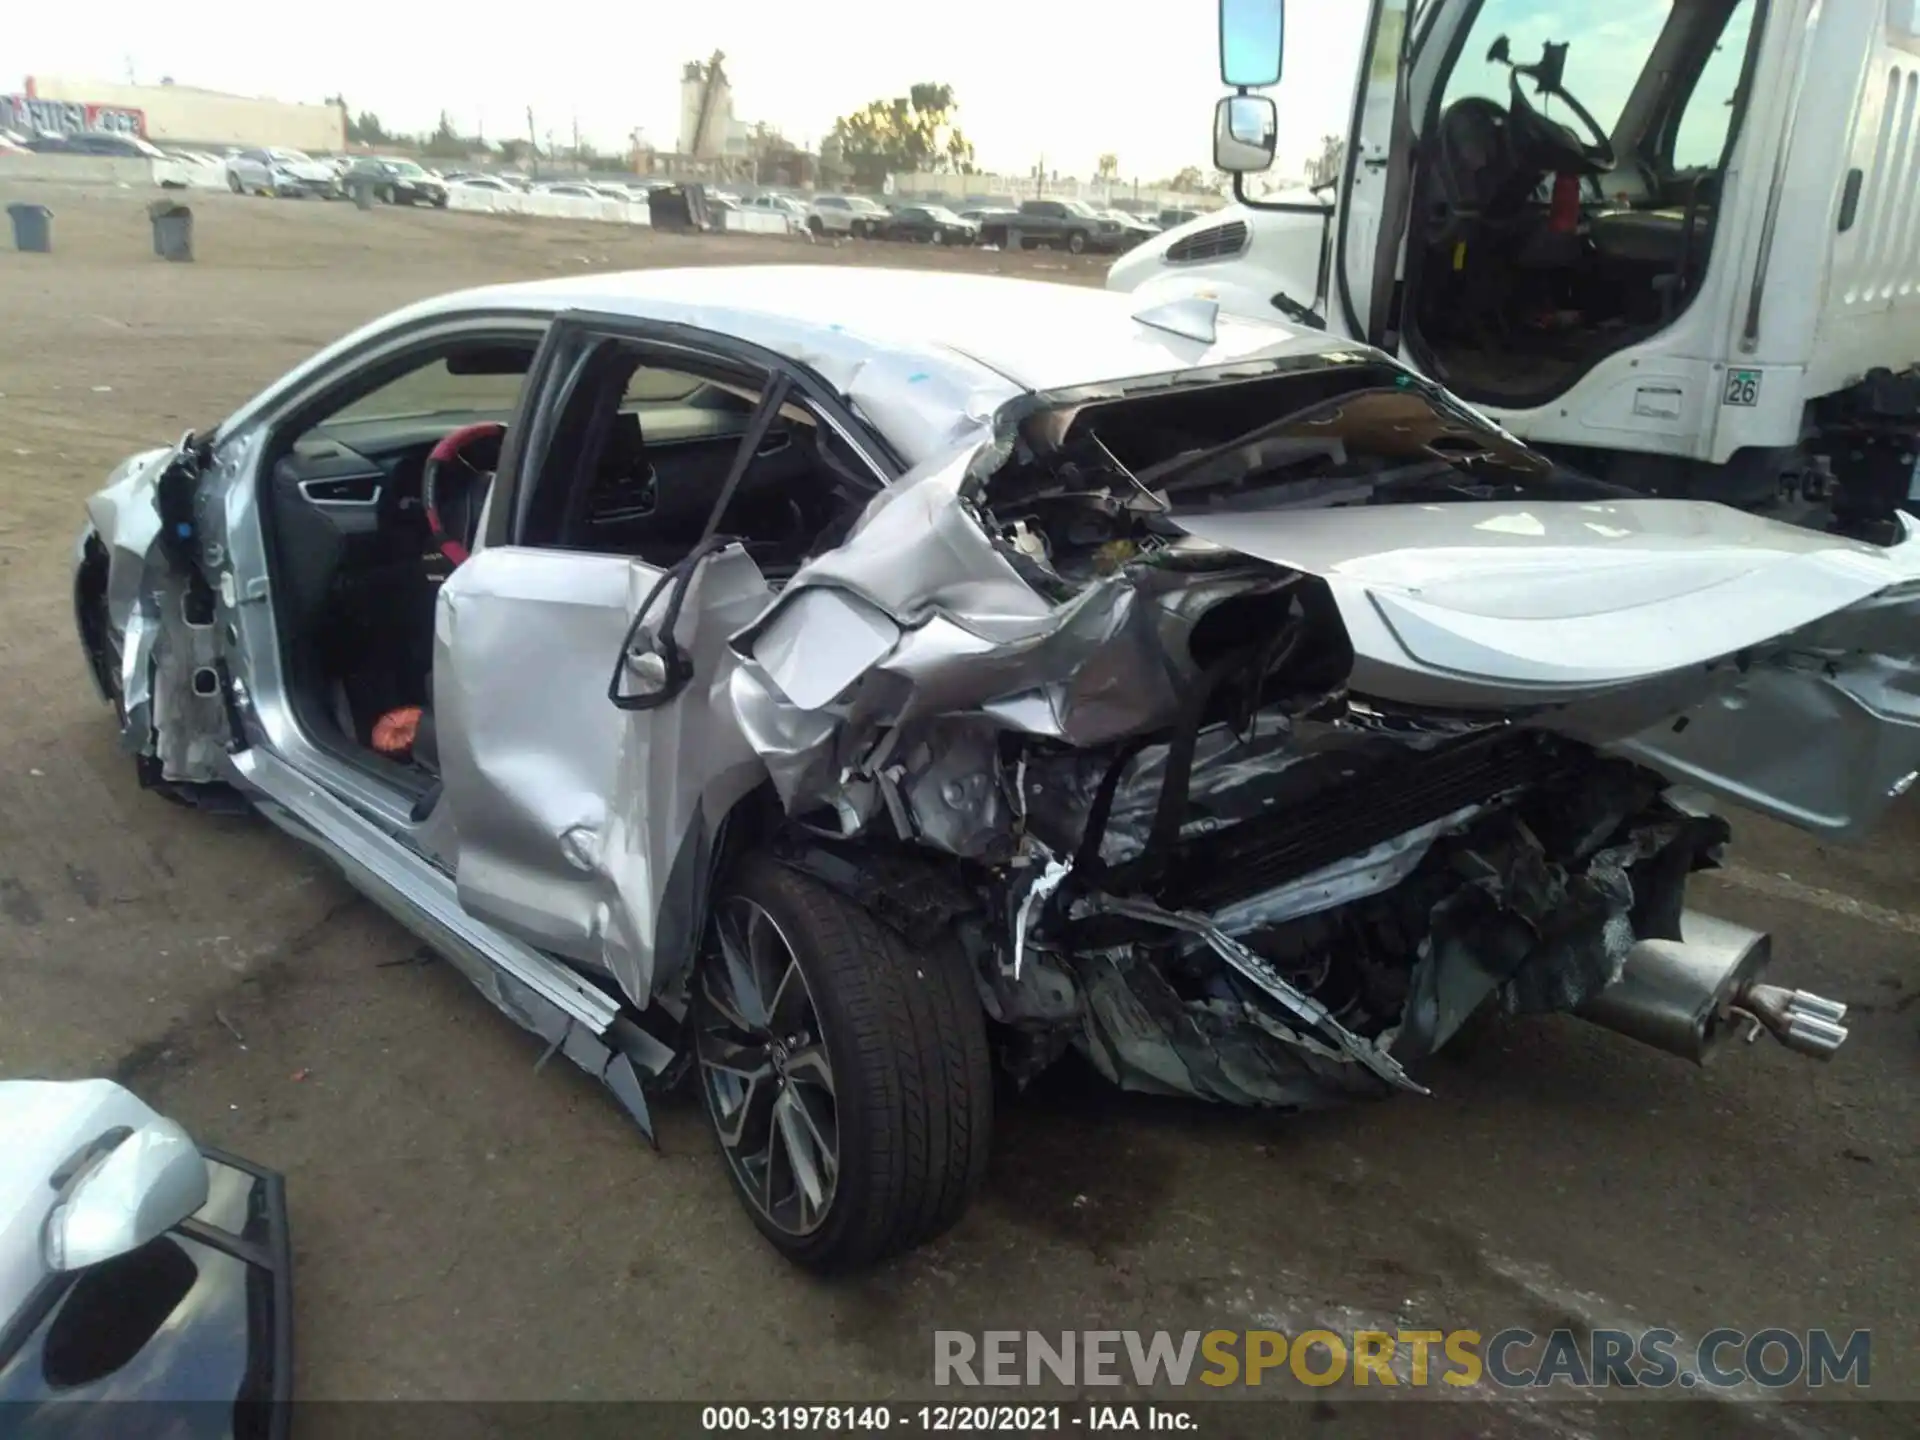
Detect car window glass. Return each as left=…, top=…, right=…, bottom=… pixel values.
left=1441, top=0, right=1673, bottom=142
left=521, top=335, right=872, bottom=569
left=623, top=366, right=718, bottom=406
left=324, top=351, right=533, bottom=427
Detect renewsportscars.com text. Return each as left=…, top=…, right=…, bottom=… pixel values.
left=933, top=1328, right=1872, bottom=1391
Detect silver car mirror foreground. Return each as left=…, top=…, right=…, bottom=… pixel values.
left=44, top=1119, right=209, bottom=1272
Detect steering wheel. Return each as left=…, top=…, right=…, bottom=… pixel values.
left=1492, top=37, right=1616, bottom=175
left=422, top=422, right=505, bottom=566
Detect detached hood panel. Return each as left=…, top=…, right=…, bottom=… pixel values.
left=1171, top=500, right=1920, bottom=704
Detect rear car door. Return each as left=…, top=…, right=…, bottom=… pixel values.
left=429, top=313, right=872, bottom=1003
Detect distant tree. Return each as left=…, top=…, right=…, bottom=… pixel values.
left=1307, top=133, right=1345, bottom=187
left=1168, top=165, right=1205, bottom=192
left=829, top=82, right=976, bottom=190
left=422, top=111, right=471, bottom=159
left=497, top=137, right=530, bottom=165
left=339, top=104, right=389, bottom=145
left=1096, top=153, right=1120, bottom=181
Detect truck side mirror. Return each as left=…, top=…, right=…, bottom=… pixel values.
left=1214, top=95, right=1278, bottom=174
left=1220, top=0, right=1285, bottom=88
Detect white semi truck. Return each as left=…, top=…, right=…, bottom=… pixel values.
left=1110, top=0, right=1920, bottom=535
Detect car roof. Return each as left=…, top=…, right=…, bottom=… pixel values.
left=243, top=266, right=1346, bottom=468
left=418, top=266, right=1337, bottom=399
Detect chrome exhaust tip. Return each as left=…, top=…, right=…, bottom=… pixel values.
left=1577, top=910, right=1848, bottom=1064
left=1737, top=983, right=1850, bottom=1059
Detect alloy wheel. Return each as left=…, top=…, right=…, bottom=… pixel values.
left=695, top=895, right=840, bottom=1236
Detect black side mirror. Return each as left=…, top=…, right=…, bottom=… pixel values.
left=1487, top=35, right=1511, bottom=65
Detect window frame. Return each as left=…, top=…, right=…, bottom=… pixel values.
left=488, top=311, right=899, bottom=554
left=1646, top=0, right=1770, bottom=176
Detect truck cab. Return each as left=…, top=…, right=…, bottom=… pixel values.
left=1112, top=0, right=1920, bottom=528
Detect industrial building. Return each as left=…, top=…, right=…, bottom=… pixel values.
left=11, top=76, right=345, bottom=153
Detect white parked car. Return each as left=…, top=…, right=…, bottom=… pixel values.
left=225, top=148, right=342, bottom=199
left=745, top=194, right=809, bottom=233
left=806, top=194, right=888, bottom=238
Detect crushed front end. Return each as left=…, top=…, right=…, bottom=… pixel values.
left=722, top=353, right=1911, bottom=1105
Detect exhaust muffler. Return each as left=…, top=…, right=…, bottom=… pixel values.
left=1577, top=910, right=1848, bottom=1064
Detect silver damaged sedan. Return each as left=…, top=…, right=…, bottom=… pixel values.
left=72, top=266, right=1920, bottom=1269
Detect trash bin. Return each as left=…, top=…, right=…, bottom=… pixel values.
left=7, top=203, right=52, bottom=254
left=646, top=183, right=711, bottom=234
left=148, top=199, right=193, bottom=262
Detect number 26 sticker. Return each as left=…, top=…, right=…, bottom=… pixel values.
left=1724, top=369, right=1761, bottom=406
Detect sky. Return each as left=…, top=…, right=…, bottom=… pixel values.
left=5, top=0, right=1369, bottom=181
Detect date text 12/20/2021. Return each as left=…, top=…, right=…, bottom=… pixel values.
left=701, top=1406, right=1195, bottom=1432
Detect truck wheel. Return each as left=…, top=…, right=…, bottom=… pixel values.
left=807, top=216, right=824, bottom=236
left=692, top=856, right=993, bottom=1272
left=1066, top=230, right=1088, bottom=255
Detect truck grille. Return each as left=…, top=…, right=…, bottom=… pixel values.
left=1166, top=220, right=1249, bottom=263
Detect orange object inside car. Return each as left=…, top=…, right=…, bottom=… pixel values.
left=372, top=705, right=423, bottom=756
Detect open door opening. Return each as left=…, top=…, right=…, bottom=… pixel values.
left=1374, top=0, right=1763, bottom=407
left=255, top=337, right=540, bottom=792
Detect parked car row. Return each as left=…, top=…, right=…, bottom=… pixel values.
left=800, top=196, right=1174, bottom=254
left=7, top=128, right=168, bottom=159
left=0, top=132, right=1212, bottom=248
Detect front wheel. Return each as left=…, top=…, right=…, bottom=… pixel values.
left=226, top=172, right=242, bottom=194
left=1066, top=230, right=1088, bottom=255
left=692, top=857, right=993, bottom=1272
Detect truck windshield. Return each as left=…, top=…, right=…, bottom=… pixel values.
left=1440, top=0, right=1755, bottom=171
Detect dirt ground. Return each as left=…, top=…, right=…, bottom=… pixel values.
left=1, top=184, right=1915, bottom=1434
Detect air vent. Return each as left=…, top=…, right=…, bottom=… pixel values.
left=1165, top=220, right=1249, bottom=263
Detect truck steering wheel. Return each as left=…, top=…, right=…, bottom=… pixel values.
left=1490, top=35, right=1617, bottom=176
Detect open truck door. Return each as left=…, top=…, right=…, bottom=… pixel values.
left=1214, top=0, right=1424, bottom=347
left=1331, top=0, right=1417, bottom=347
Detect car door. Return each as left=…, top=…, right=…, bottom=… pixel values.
left=428, top=315, right=813, bottom=1004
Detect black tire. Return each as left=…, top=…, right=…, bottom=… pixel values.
left=381, top=184, right=396, bottom=205
left=693, top=856, right=993, bottom=1272
left=227, top=172, right=242, bottom=194
left=1066, top=229, right=1087, bottom=254
left=807, top=215, right=824, bottom=236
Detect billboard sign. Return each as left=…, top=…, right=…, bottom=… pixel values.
left=1, top=94, right=148, bottom=138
